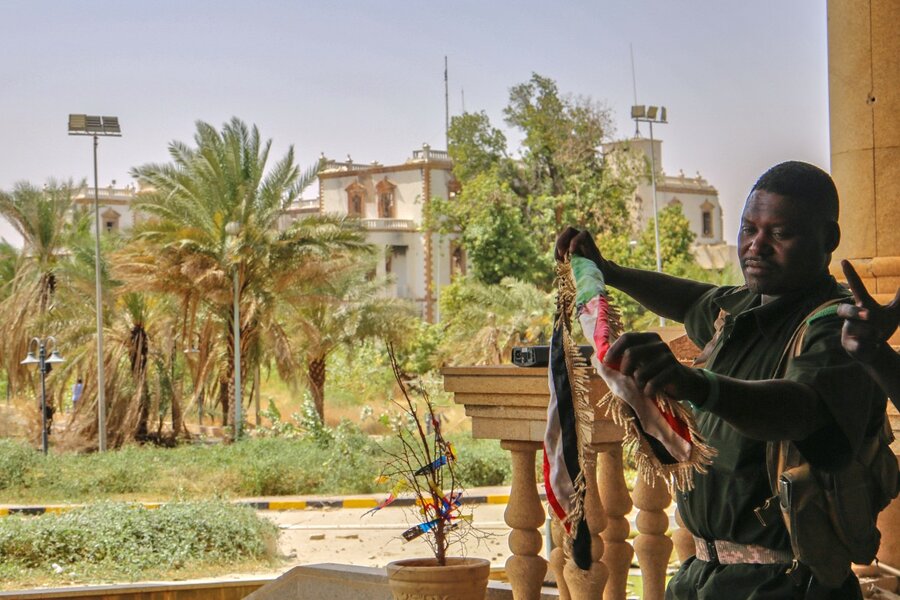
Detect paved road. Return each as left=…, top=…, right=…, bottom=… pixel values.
left=266, top=502, right=514, bottom=570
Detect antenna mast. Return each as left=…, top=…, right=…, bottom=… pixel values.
left=630, top=43, right=640, bottom=137
left=444, top=56, right=449, bottom=150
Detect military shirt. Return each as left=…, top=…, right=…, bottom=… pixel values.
left=666, top=275, right=886, bottom=600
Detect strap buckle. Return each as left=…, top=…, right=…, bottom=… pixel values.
left=704, top=539, right=718, bottom=562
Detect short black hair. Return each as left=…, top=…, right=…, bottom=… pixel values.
left=751, top=161, right=839, bottom=221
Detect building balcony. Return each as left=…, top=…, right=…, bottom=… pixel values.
left=360, top=218, right=417, bottom=231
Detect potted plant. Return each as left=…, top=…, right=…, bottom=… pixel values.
left=367, top=347, right=490, bottom=600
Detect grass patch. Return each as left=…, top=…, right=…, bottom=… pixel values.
left=0, top=500, right=278, bottom=589
left=0, top=431, right=511, bottom=504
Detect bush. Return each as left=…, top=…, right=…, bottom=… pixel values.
left=0, top=440, right=39, bottom=490
left=0, top=417, right=513, bottom=502
left=451, top=434, right=511, bottom=488
left=0, top=501, right=278, bottom=582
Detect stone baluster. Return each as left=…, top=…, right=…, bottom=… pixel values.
left=549, top=517, right=571, bottom=600
left=501, top=440, right=547, bottom=600
left=596, top=443, right=634, bottom=600
left=563, top=449, right=608, bottom=599
left=672, top=506, right=695, bottom=564
left=633, top=475, right=673, bottom=600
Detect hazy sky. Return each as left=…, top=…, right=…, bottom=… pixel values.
left=0, top=0, right=829, bottom=246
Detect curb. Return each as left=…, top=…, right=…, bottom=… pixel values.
left=0, top=492, right=544, bottom=516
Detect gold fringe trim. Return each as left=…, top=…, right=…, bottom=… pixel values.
left=597, top=388, right=716, bottom=493
left=554, top=260, right=594, bottom=553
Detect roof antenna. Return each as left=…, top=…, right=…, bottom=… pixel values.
left=631, top=43, right=640, bottom=137
left=444, top=56, right=450, bottom=150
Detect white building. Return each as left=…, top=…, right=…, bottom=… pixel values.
left=281, top=144, right=462, bottom=322
left=606, top=137, right=737, bottom=271
left=72, top=184, right=141, bottom=234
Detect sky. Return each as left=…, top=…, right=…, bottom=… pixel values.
left=0, top=0, right=830, bottom=247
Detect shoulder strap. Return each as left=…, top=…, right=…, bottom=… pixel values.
left=771, top=298, right=847, bottom=380
left=766, top=297, right=849, bottom=493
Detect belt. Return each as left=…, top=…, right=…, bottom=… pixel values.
left=693, top=536, right=794, bottom=565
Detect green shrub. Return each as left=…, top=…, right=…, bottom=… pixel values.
left=0, top=416, right=512, bottom=503
left=451, top=435, right=511, bottom=487
left=0, top=501, right=278, bottom=581
left=0, top=440, right=39, bottom=490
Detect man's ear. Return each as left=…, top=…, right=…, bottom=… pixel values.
left=824, top=221, right=841, bottom=253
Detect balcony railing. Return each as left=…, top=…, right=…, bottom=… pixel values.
left=411, top=148, right=450, bottom=162
left=360, top=218, right=416, bottom=231
left=73, top=187, right=136, bottom=201
left=442, top=337, right=700, bottom=600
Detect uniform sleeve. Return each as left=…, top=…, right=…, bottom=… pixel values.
left=683, top=286, right=727, bottom=349
left=785, top=312, right=886, bottom=469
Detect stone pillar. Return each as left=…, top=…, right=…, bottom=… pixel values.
left=597, top=444, right=634, bottom=600
left=501, top=440, right=547, bottom=599
left=828, top=0, right=900, bottom=567
left=633, top=476, right=673, bottom=600
left=562, top=449, right=609, bottom=600
left=828, top=0, right=900, bottom=307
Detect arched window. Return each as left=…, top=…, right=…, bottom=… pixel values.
left=345, top=182, right=366, bottom=217
left=101, top=208, right=121, bottom=233
left=375, top=178, right=396, bottom=218
left=700, top=200, right=716, bottom=238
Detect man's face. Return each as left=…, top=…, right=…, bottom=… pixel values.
left=738, top=190, right=831, bottom=296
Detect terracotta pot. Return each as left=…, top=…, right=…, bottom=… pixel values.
left=386, top=557, right=491, bottom=600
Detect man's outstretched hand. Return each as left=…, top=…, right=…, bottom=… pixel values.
left=604, top=332, right=708, bottom=403
left=837, top=259, right=900, bottom=364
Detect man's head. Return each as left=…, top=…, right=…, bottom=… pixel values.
left=738, top=161, right=841, bottom=296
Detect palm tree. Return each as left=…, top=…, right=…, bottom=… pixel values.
left=0, top=180, right=84, bottom=396
left=286, top=254, right=416, bottom=421
left=125, top=117, right=370, bottom=430
left=438, top=277, right=553, bottom=366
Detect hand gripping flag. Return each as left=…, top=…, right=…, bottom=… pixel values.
left=543, top=256, right=715, bottom=570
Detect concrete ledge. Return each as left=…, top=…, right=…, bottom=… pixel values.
left=0, top=579, right=269, bottom=599
left=246, top=563, right=560, bottom=600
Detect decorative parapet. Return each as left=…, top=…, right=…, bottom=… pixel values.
left=360, top=218, right=417, bottom=231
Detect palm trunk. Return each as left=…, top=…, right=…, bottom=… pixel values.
left=219, top=375, right=230, bottom=427
left=308, top=356, right=326, bottom=421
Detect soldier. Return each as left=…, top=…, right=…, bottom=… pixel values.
left=557, top=161, right=886, bottom=599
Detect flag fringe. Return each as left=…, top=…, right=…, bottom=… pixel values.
left=555, top=260, right=594, bottom=550
left=597, top=389, right=716, bottom=493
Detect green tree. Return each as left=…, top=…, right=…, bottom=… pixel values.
left=438, top=276, right=553, bottom=365
left=127, top=117, right=370, bottom=430
left=446, top=111, right=508, bottom=182
left=286, top=254, right=416, bottom=420
left=426, top=170, right=549, bottom=285
left=0, top=180, right=85, bottom=396
left=504, top=73, right=611, bottom=196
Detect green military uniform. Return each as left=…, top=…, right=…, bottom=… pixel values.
left=666, top=276, right=887, bottom=600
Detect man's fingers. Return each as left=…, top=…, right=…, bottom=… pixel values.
left=633, top=354, right=675, bottom=391
left=836, top=303, right=869, bottom=321
left=842, top=259, right=876, bottom=307
left=888, top=287, right=900, bottom=312
left=642, top=364, right=681, bottom=398
left=605, top=332, right=662, bottom=369
left=555, top=227, right=580, bottom=262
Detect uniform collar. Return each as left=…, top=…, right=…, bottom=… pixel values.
left=713, top=275, right=839, bottom=340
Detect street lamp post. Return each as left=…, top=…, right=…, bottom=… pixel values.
left=225, top=221, right=242, bottom=441
left=21, top=337, right=65, bottom=454
left=67, top=114, right=121, bottom=452
left=631, top=105, right=668, bottom=327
